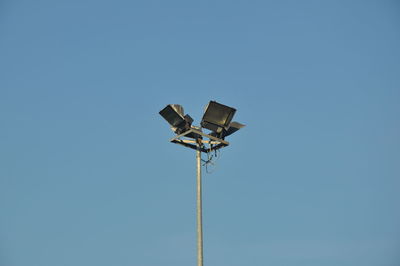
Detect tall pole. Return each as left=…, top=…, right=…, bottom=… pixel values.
left=196, top=142, right=203, bottom=266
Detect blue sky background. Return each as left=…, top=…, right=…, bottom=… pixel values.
left=1, top=1, right=399, bottom=265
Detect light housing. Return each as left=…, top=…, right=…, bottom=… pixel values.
left=210, top=121, right=246, bottom=139
left=159, top=104, right=193, bottom=134
left=201, top=101, right=236, bottom=134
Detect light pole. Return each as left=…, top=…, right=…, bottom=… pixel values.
left=196, top=140, right=203, bottom=266
left=159, top=101, right=245, bottom=266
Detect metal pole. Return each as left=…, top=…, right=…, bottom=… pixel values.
left=196, top=143, right=203, bottom=266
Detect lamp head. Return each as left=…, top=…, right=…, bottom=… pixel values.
left=200, top=101, right=236, bottom=134
left=159, top=104, right=193, bottom=135
left=210, top=121, right=246, bottom=139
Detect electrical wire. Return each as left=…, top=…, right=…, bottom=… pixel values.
left=201, top=143, right=222, bottom=174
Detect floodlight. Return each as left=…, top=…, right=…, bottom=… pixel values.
left=159, top=100, right=245, bottom=266
left=225, top=121, right=245, bottom=137
left=201, top=101, right=236, bottom=134
left=159, top=104, right=193, bottom=134
left=211, top=121, right=246, bottom=139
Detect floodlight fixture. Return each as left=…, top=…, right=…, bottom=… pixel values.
left=159, top=104, right=193, bottom=134
left=201, top=101, right=236, bottom=135
left=159, top=100, right=245, bottom=266
left=210, top=121, right=246, bottom=139
left=201, top=101, right=246, bottom=139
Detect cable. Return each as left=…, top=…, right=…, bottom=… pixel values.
left=203, top=143, right=220, bottom=174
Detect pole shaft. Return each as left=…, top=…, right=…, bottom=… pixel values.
left=196, top=145, right=203, bottom=266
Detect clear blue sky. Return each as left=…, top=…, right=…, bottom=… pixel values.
left=1, top=1, right=399, bottom=265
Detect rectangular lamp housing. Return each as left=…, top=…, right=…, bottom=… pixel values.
left=201, top=101, right=236, bottom=133
left=159, top=104, right=186, bottom=128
